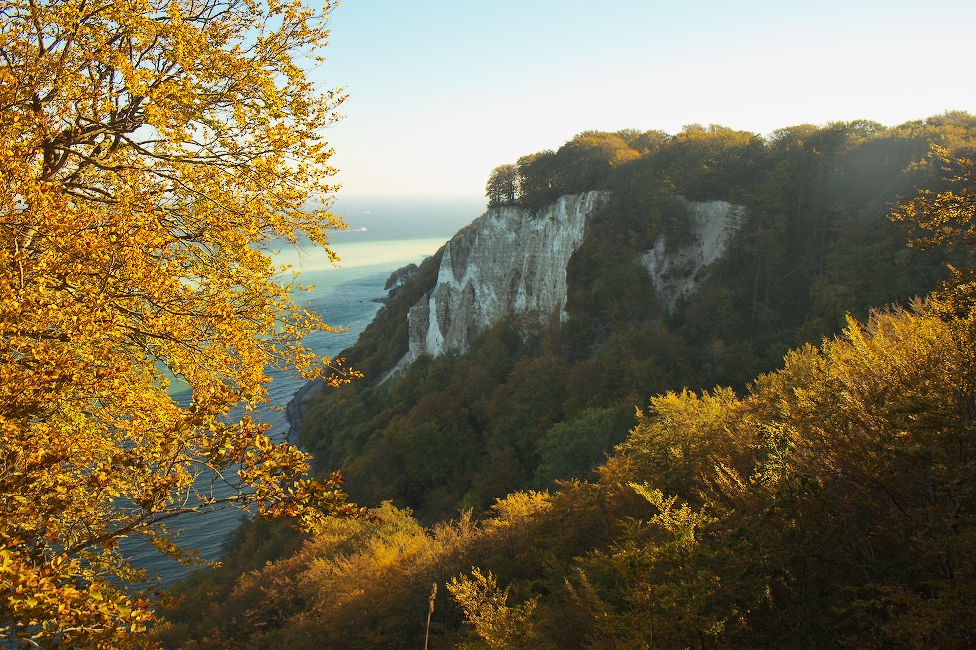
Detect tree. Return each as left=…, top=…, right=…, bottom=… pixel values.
left=556, top=132, right=639, bottom=192
left=486, top=164, right=518, bottom=207
left=892, top=146, right=976, bottom=310
left=0, top=0, right=361, bottom=645
left=535, top=407, right=617, bottom=485
left=447, top=568, right=540, bottom=650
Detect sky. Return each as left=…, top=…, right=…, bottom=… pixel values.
left=309, top=0, right=976, bottom=197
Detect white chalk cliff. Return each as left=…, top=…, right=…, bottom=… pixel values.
left=640, top=197, right=743, bottom=308
left=383, top=191, right=608, bottom=380
left=383, top=193, right=744, bottom=381
left=287, top=193, right=745, bottom=434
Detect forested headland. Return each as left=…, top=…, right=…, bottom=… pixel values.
left=158, top=113, right=976, bottom=648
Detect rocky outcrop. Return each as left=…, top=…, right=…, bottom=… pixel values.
left=284, top=378, right=323, bottom=445
left=371, top=263, right=421, bottom=305
left=383, top=263, right=419, bottom=299
left=640, top=197, right=743, bottom=308
left=382, top=191, right=608, bottom=380
left=286, top=193, right=742, bottom=432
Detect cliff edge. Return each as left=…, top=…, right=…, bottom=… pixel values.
left=382, top=191, right=609, bottom=380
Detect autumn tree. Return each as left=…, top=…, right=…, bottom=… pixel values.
left=486, top=163, right=518, bottom=207
left=892, top=145, right=976, bottom=309
left=556, top=132, right=639, bottom=192
left=0, top=0, right=362, bottom=646
left=447, top=568, right=540, bottom=649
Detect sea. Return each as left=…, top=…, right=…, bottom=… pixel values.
left=123, top=195, right=484, bottom=585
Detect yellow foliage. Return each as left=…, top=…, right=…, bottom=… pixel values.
left=0, top=0, right=362, bottom=645
left=485, top=490, right=552, bottom=529
left=447, top=568, right=539, bottom=650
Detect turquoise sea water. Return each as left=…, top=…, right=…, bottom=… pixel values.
left=124, top=195, right=483, bottom=584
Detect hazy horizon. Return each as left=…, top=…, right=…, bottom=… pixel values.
left=327, top=193, right=486, bottom=241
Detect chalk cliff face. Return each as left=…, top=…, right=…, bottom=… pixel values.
left=287, top=192, right=744, bottom=435
left=641, top=197, right=743, bottom=308
left=383, top=191, right=608, bottom=379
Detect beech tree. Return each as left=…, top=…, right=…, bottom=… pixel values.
left=892, top=146, right=976, bottom=309
left=485, top=163, right=518, bottom=207
left=0, top=0, right=362, bottom=645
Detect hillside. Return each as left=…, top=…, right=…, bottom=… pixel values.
left=158, top=112, right=976, bottom=648
left=296, top=114, right=971, bottom=522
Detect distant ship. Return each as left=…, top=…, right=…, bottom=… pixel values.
left=359, top=227, right=367, bottom=231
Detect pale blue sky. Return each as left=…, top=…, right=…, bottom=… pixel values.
left=312, top=0, right=976, bottom=197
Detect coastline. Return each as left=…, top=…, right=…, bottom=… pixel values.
left=133, top=237, right=455, bottom=584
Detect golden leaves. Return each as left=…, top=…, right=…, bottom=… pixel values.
left=0, top=0, right=360, bottom=645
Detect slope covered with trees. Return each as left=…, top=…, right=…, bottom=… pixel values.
left=161, top=298, right=976, bottom=649
left=300, top=114, right=974, bottom=523
left=158, top=115, right=976, bottom=647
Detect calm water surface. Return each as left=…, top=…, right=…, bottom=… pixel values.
left=124, top=195, right=483, bottom=584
